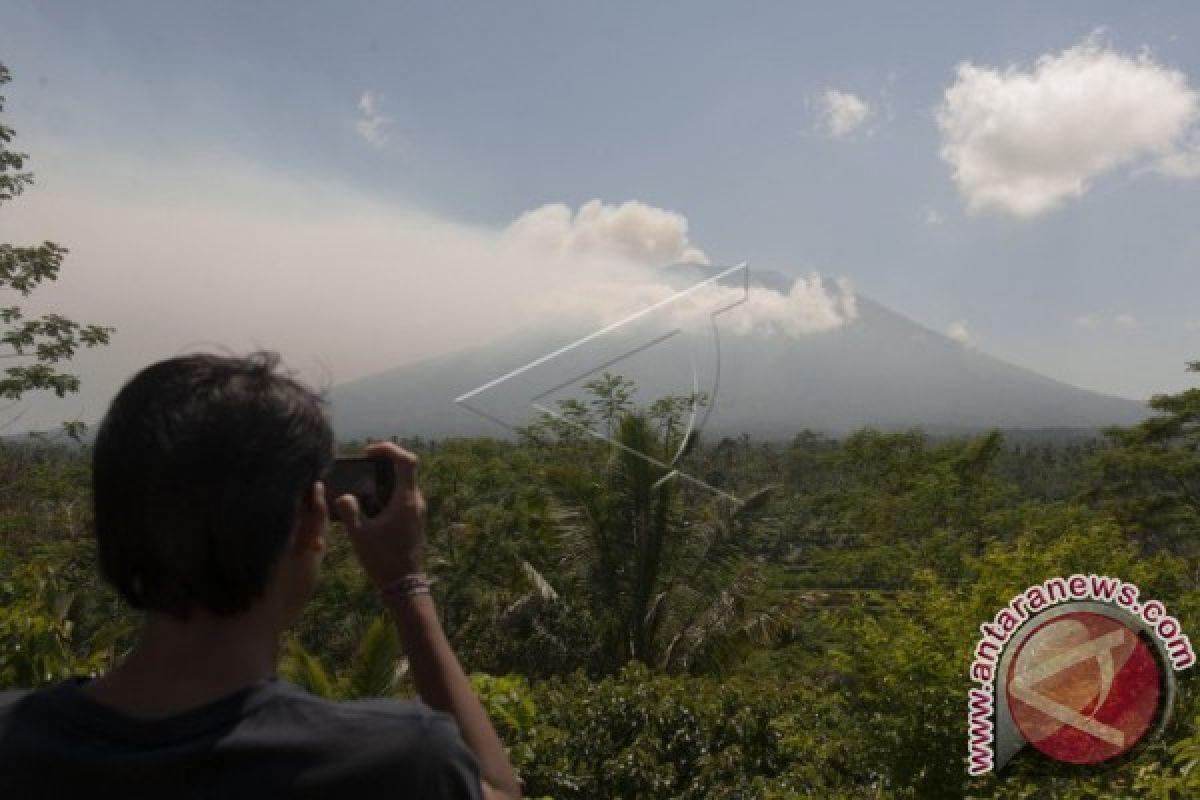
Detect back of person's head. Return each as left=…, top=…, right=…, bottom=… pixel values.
left=92, top=351, right=333, bottom=620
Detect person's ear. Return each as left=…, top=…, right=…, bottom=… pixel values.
left=293, top=481, right=328, bottom=556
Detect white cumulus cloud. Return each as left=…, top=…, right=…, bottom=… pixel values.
left=937, top=33, right=1200, bottom=217
left=820, top=89, right=871, bottom=138
left=354, top=91, right=393, bottom=148
left=505, top=199, right=708, bottom=268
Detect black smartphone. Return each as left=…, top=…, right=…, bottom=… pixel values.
left=322, top=457, right=395, bottom=521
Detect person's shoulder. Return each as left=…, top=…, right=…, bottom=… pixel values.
left=265, top=681, right=437, bottom=731
left=0, top=686, right=47, bottom=726
left=0, top=684, right=62, bottom=757
left=0, top=688, right=31, bottom=709
left=0, top=688, right=32, bottom=721
left=262, top=683, right=482, bottom=797
left=261, top=681, right=470, bottom=753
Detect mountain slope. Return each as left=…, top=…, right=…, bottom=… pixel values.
left=330, top=267, right=1147, bottom=441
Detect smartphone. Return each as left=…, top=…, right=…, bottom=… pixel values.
left=322, top=457, right=395, bottom=521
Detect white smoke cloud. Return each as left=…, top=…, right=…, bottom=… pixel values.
left=946, top=319, right=976, bottom=347
left=726, top=274, right=858, bottom=337
left=505, top=199, right=708, bottom=267
left=1155, top=147, right=1200, bottom=179
left=937, top=33, right=1200, bottom=217
left=535, top=272, right=859, bottom=341
left=0, top=147, right=852, bottom=432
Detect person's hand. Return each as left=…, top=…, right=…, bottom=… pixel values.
left=333, top=442, right=427, bottom=588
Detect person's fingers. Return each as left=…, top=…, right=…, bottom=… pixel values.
left=364, top=441, right=417, bottom=462
left=312, top=481, right=330, bottom=519
left=335, top=493, right=364, bottom=532
left=365, top=442, right=419, bottom=491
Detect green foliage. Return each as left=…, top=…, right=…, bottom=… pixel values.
left=993, top=437, right=1099, bottom=501
left=500, top=662, right=869, bottom=799
left=826, top=508, right=1198, bottom=798
left=289, top=366, right=1199, bottom=795
left=0, top=558, right=125, bottom=688
left=344, top=615, right=406, bottom=697
left=0, top=63, right=32, bottom=205
left=0, top=63, right=113, bottom=420
left=584, top=372, right=636, bottom=437
left=534, top=398, right=789, bottom=674
left=279, top=636, right=337, bottom=699
left=289, top=528, right=381, bottom=672
left=780, top=428, right=1019, bottom=593
left=1085, top=360, right=1200, bottom=556
left=5, top=363, right=1200, bottom=796
left=1136, top=705, right=1200, bottom=797
left=472, top=672, right=538, bottom=739
left=471, top=672, right=541, bottom=778
left=280, top=614, right=406, bottom=700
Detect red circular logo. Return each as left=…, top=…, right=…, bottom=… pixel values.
left=1006, top=611, right=1162, bottom=764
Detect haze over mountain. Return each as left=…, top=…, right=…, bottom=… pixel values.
left=331, top=266, right=1148, bottom=442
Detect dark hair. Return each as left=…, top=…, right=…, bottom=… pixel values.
left=92, top=352, right=334, bottom=619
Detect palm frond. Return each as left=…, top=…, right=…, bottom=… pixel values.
left=344, top=615, right=404, bottom=699
left=662, top=563, right=767, bottom=671
left=279, top=637, right=337, bottom=699
left=520, top=560, right=559, bottom=601
left=732, top=484, right=780, bottom=520
left=643, top=590, right=668, bottom=631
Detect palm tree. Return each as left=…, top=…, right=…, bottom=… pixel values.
left=540, top=403, right=790, bottom=673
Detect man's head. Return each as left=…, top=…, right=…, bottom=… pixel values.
left=92, top=352, right=334, bottom=621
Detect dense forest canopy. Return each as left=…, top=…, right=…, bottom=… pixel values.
left=3, top=363, right=1198, bottom=797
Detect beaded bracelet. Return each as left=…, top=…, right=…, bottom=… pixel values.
left=381, top=572, right=435, bottom=600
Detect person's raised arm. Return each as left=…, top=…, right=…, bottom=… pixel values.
left=334, top=442, right=521, bottom=800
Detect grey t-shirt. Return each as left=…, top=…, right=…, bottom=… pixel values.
left=0, top=677, right=483, bottom=799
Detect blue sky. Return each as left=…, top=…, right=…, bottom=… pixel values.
left=1, top=1, right=1199, bottom=430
